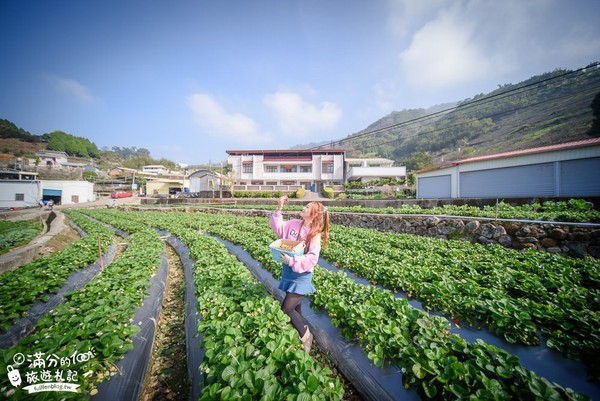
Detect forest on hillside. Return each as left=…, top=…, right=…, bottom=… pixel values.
left=0, top=121, right=178, bottom=170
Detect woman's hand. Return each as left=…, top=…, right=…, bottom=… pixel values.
left=276, top=195, right=288, bottom=211
left=281, top=253, right=291, bottom=264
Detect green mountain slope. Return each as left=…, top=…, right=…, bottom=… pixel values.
left=325, top=65, right=600, bottom=168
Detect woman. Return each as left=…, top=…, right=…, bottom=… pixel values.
left=270, top=195, right=330, bottom=353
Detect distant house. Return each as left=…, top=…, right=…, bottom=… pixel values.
left=142, top=165, right=169, bottom=176
left=62, top=162, right=100, bottom=173
left=146, top=177, right=186, bottom=196
left=416, top=138, right=600, bottom=199
left=189, top=169, right=221, bottom=192
left=108, top=167, right=137, bottom=176
left=35, top=151, right=68, bottom=166
left=345, top=157, right=406, bottom=182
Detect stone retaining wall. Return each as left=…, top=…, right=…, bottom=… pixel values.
left=162, top=207, right=600, bottom=259
left=330, top=213, right=600, bottom=259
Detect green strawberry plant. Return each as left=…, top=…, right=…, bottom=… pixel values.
left=189, top=198, right=600, bottom=222
left=85, top=208, right=345, bottom=400
left=81, top=209, right=596, bottom=400
left=322, top=224, right=599, bottom=365
left=0, top=211, right=114, bottom=331
left=0, top=219, right=43, bottom=254
left=134, top=210, right=593, bottom=400
left=0, top=223, right=163, bottom=399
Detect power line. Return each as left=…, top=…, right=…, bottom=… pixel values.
left=311, top=61, right=600, bottom=151
left=352, top=84, right=600, bottom=153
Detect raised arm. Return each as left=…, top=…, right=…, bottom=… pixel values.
left=270, top=195, right=288, bottom=237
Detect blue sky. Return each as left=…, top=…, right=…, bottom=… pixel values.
left=1, top=0, right=599, bottom=166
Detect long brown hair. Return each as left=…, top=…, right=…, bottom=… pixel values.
left=303, top=202, right=329, bottom=252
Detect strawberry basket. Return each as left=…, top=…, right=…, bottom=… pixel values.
left=269, top=239, right=305, bottom=262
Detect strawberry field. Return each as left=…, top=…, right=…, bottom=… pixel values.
left=0, top=206, right=599, bottom=400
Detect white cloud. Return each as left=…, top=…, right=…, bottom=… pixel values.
left=394, top=0, right=600, bottom=92
left=263, top=91, right=342, bottom=137
left=384, top=0, right=442, bottom=40
left=399, top=6, right=491, bottom=89
left=48, top=75, right=94, bottom=102
left=187, top=93, right=271, bottom=144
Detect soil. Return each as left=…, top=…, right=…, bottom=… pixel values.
left=140, top=242, right=188, bottom=401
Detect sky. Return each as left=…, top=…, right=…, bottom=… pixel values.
left=1, top=0, right=599, bottom=166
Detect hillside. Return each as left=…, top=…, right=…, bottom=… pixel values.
left=328, top=65, right=600, bottom=168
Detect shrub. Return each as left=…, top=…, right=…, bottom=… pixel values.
left=323, top=187, right=334, bottom=199
left=381, top=185, right=393, bottom=198
left=296, top=187, right=305, bottom=198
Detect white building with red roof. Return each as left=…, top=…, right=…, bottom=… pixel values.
left=416, top=138, right=600, bottom=199
left=226, top=149, right=345, bottom=193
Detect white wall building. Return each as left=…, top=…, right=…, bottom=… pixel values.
left=416, top=138, right=600, bottom=199
left=35, top=151, right=69, bottom=166
left=142, top=165, right=169, bottom=175
left=41, top=180, right=96, bottom=205
left=189, top=169, right=221, bottom=192
left=0, top=180, right=42, bottom=209
left=226, top=149, right=345, bottom=192
left=345, top=157, right=407, bottom=182
left=0, top=179, right=95, bottom=208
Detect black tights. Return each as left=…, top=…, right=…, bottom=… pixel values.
left=281, top=292, right=306, bottom=337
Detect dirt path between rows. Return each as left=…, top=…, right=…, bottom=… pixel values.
left=140, top=242, right=188, bottom=401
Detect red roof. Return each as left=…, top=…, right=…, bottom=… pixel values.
left=453, top=138, right=600, bottom=165
left=227, top=149, right=345, bottom=155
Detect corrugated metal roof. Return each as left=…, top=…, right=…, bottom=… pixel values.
left=453, top=138, right=600, bottom=165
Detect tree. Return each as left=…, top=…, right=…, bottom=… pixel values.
left=124, top=156, right=154, bottom=170
left=83, top=171, right=97, bottom=182
left=403, top=152, right=434, bottom=171
left=46, top=130, right=100, bottom=158
left=220, top=163, right=236, bottom=196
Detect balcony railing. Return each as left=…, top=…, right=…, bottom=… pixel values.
left=233, top=185, right=303, bottom=192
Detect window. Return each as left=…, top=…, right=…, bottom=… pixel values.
left=15, top=193, right=24, bottom=201
left=265, top=165, right=278, bottom=173
left=243, top=164, right=253, bottom=173
left=300, top=165, right=312, bottom=173
left=322, top=163, right=334, bottom=173
left=282, top=180, right=296, bottom=185
left=281, top=165, right=297, bottom=173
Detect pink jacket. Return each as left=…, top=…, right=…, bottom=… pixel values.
left=270, top=211, right=321, bottom=273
